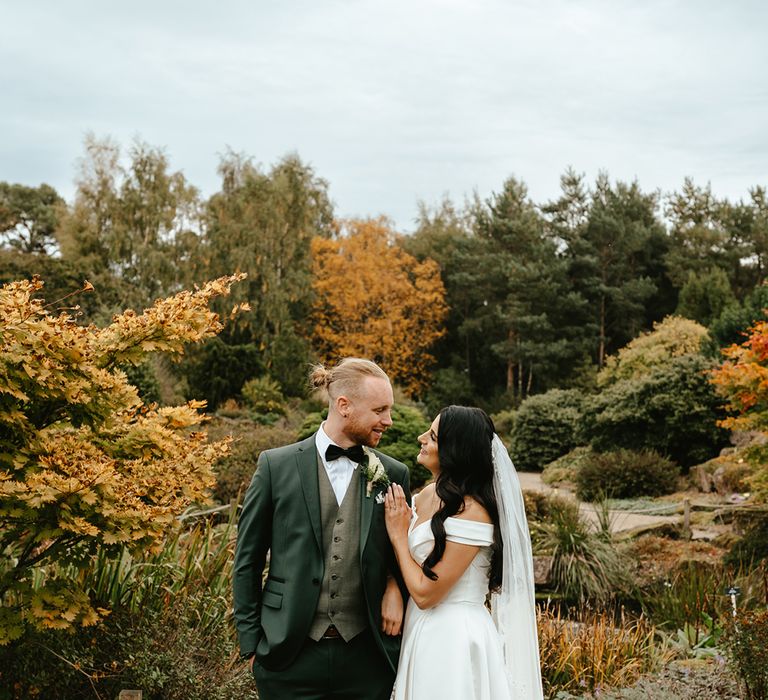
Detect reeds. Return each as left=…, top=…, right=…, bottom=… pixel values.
left=538, top=605, right=668, bottom=698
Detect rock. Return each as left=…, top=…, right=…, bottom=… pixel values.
left=533, top=555, right=553, bottom=586
left=689, top=464, right=714, bottom=493
left=712, top=466, right=729, bottom=495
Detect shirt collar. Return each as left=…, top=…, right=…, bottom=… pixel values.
left=316, top=422, right=360, bottom=470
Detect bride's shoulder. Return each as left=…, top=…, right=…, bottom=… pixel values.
left=457, top=497, right=492, bottom=524
left=413, top=481, right=436, bottom=503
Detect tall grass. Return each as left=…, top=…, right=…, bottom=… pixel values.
left=533, top=496, right=631, bottom=603
left=4, top=505, right=255, bottom=700
left=640, top=559, right=768, bottom=637
left=538, top=605, right=668, bottom=698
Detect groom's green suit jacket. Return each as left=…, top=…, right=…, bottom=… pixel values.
left=233, top=433, right=411, bottom=672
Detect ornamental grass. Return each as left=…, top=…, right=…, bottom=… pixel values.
left=538, top=605, right=668, bottom=699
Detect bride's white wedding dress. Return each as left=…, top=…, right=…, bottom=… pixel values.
left=393, top=508, right=512, bottom=700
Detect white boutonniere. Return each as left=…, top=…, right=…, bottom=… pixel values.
left=362, top=447, right=391, bottom=499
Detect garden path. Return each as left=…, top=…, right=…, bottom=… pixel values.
left=517, top=472, right=697, bottom=536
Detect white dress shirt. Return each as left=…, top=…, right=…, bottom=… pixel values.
left=315, top=423, right=359, bottom=505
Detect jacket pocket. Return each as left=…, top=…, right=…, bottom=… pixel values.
left=262, top=589, right=283, bottom=609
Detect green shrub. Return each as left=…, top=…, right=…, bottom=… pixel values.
left=510, top=389, right=586, bottom=471
left=241, top=375, right=287, bottom=416
left=490, top=408, right=515, bottom=441
left=376, top=404, right=431, bottom=488
left=584, top=354, right=728, bottom=470
left=531, top=496, right=631, bottom=603
left=724, top=512, right=768, bottom=567
left=182, top=337, right=263, bottom=411
left=576, top=449, right=680, bottom=501
left=724, top=609, right=768, bottom=700
left=598, top=315, right=709, bottom=387
left=541, top=446, right=593, bottom=486
left=298, top=405, right=432, bottom=489
left=424, top=367, right=475, bottom=415
left=210, top=422, right=297, bottom=504
left=0, top=513, right=257, bottom=700
left=707, top=282, right=768, bottom=353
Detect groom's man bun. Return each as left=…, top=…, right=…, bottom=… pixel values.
left=309, top=358, right=389, bottom=402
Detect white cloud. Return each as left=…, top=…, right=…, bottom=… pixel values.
left=1, top=0, right=766, bottom=228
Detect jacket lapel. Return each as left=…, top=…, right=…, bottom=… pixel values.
left=359, top=467, right=373, bottom=557
left=296, top=434, right=322, bottom=552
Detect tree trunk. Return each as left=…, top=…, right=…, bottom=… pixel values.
left=598, top=294, right=606, bottom=367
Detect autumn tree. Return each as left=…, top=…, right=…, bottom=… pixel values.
left=311, top=218, right=447, bottom=396
left=711, top=319, right=768, bottom=499
left=0, top=274, right=246, bottom=643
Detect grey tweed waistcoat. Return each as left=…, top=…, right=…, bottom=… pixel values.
left=308, top=455, right=368, bottom=641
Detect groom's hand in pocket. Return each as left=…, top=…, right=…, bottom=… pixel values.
left=381, top=575, right=404, bottom=635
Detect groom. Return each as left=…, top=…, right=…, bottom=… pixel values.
left=233, top=357, right=411, bottom=699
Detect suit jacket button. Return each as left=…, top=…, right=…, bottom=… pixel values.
left=312, top=578, right=320, bottom=586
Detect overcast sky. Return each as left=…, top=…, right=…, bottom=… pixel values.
left=2, top=0, right=766, bottom=230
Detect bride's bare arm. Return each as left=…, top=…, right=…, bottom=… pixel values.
left=384, top=483, right=485, bottom=610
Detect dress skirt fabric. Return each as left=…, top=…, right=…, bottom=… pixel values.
left=392, top=516, right=513, bottom=700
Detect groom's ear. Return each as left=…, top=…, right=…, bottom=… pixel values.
left=335, top=394, right=351, bottom=417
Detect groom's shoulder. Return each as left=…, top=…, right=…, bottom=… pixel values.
left=374, top=449, right=408, bottom=477
left=260, top=434, right=315, bottom=464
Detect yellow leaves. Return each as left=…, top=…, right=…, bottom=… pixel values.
left=311, top=217, right=448, bottom=396
left=0, top=606, right=25, bottom=645
left=58, top=516, right=100, bottom=537
left=1, top=275, right=243, bottom=637
left=27, top=583, right=103, bottom=631
left=93, top=273, right=247, bottom=367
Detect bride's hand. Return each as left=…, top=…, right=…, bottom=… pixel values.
left=384, top=484, right=411, bottom=544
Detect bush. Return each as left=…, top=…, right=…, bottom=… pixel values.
left=598, top=315, right=709, bottom=387
left=423, top=367, right=475, bottom=415
left=490, top=408, right=515, bottom=441
left=182, top=337, right=263, bottom=411
left=707, top=282, right=768, bottom=352
left=576, top=449, right=680, bottom=501
left=241, top=375, right=287, bottom=416
left=541, top=446, right=594, bottom=486
left=585, top=354, right=728, bottom=470
left=510, top=389, right=586, bottom=471
left=0, top=275, right=241, bottom=642
left=0, top=514, right=257, bottom=700
left=531, top=496, right=631, bottom=603
left=724, top=609, right=768, bottom=700
left=209, top=421, right=297, bottom=504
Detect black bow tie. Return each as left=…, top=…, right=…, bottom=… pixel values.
left=325, top=444, right=366, bottom=464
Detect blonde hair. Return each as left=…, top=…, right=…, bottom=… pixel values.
left=309, top=358, right=389, bottom=401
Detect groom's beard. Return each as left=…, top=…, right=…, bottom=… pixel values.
left=344, top=417, right=385, bottom=448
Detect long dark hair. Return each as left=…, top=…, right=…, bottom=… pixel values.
left=421, top=405, right=502, bottom=591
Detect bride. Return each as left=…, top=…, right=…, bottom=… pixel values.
left=384, top=405, right=543, bottom=700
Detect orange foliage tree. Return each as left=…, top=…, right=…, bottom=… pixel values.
left=711, top=318, right=768, bottom=498
left=311, top=218, right=447, bottom=396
